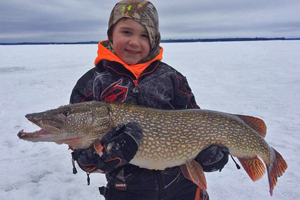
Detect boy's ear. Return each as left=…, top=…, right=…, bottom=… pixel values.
left=108, top=35, right=113, bottom=43
left=107, top=28, right=112, bottom=43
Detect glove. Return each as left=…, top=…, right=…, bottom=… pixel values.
left=72, top=146, right=100, bottom=173
left=195, top=145, right=229, bottom=172
left=72, top=122, right=143, bottom=173
left=100, top=122, right=143, bottom=168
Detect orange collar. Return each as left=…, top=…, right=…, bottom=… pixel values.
left=94, top=40, right=163, bottom=79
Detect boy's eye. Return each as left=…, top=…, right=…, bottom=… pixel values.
left=122, top=31, right=131, bottom=35
left=142, top=34, right=149, bottom=39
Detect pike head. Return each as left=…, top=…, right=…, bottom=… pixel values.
left=18, top=102, right=113, bottom=149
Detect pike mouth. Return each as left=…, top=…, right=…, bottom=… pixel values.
left=17, top=129, right=85, bottom=149
left=18, top=113, right=63, bottom=140
left=18, top=129, right=52, bottom=139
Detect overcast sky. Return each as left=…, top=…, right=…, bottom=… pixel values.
left=1, top=0, right=299, bottom=43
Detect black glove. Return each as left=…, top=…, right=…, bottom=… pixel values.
left=195, top=145, right=229, bottom=172
left=100, top=122, right=143, bottom=168
left=72, top=146, right=101, bottom=173
left=72, top=122, right=143, bottom=173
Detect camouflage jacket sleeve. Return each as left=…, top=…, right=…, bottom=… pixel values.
left=171, top=69, right=200, bottom=110
left=70, top=67, right=98, bottom=104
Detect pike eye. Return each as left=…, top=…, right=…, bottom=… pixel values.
left=62, top=108, right=71, bottom=117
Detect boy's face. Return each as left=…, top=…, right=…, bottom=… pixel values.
left=111, top=18, right=150, bottom=65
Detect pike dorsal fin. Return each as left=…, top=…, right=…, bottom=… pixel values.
left=180, top=161, right=207, bottom=191
left=236, top=115, right=267, bottom=138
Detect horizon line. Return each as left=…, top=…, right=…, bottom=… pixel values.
left=1, top=37, right=300, bottom=45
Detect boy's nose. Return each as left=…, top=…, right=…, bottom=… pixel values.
left=128, top=37, right=139, bottom=47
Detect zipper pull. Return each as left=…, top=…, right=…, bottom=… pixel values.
left=133, top=87, right=139, bottom=93
left=132, top=80, right=140, bottom=93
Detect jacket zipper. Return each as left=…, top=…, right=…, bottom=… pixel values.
left=107, top=62, right=160, bottom=94
left=132, top=79, right=140, bottom=93
left=107, top=66, right=140, bottom=93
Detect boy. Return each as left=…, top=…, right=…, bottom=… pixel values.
left=71, top=0, right=228, bottom=199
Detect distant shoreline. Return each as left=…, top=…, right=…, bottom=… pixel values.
left=1, top=37, right=299, bottom=45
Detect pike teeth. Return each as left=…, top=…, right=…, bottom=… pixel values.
left=18, top=129, right=51, bottom=138
left=18, top=129, right=26, bottom=138
left=18, top=129, right=38, bottom=138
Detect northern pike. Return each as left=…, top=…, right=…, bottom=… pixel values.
left=18, top=101, right=287, bottom=196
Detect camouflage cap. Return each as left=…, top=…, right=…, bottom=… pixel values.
left=107, top=0, right=161, bottom=62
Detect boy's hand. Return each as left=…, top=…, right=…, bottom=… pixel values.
left=195, top=145, right=229, bottom=172
left=99, top=122, right=143, bottom=170
left=72, top=146, right=100, bottom=173
left=72, top=122, right=143, bottom=173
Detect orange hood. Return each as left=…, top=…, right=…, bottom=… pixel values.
left=94, top=40, right=163, bottom=79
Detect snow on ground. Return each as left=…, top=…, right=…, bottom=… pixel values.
left=0, top=41, right=299, bottom=200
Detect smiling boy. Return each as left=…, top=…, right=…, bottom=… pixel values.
left=111, top=18, right=150, bottom=65
left=70, top=1, right=229, bottom=199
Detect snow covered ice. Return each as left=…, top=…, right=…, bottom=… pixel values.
left=0, top=41, right=299, bottom=200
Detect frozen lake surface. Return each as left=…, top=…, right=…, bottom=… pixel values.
left=0, top=40, right=299, bottom=200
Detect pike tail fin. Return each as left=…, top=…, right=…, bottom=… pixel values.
left=238, top=155, right=266, bottom=181
left=267, top=148, right=287, bottom=196
left=180, top=161, right=207, bottom=191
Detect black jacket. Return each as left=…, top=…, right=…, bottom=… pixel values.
left=71, top=59, right=199, bottom=110
left=70, top=59, right=208, bottom=198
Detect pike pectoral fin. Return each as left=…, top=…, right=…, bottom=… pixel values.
left=93, top=139, right=104, bottom=156
left=180, top=161, right=207, bottom=191
left=238, top=155, right=266, bottom=181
